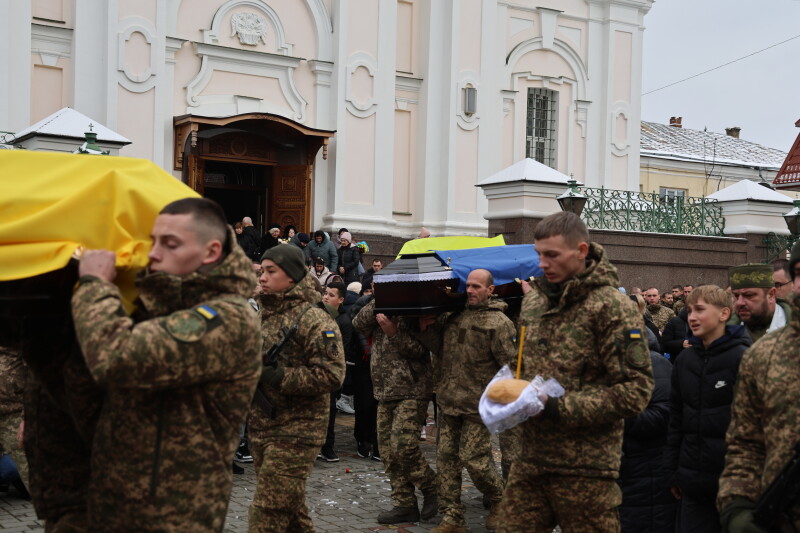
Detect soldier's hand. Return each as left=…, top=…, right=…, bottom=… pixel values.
left=721, top=501, right=765, bottom=533
left=521, top=280, right=532, bottom=295
left=682, top=340, right=692, bottom=349
left=376, top=313, right=397, bottom=337
left=79, top=249, right=117, bottom=282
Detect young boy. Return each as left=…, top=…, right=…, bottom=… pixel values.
left=664, top=285, right=752, bottom=533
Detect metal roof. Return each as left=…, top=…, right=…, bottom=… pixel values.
left=13, top=107, right=131, bottom=144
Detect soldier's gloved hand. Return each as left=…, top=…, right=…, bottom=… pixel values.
left=260, top=364, right=285, bottom=390
left=720, top=500, right=765, bottom=533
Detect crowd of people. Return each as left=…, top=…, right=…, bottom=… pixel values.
left=2, top=203, right=800, bottom=533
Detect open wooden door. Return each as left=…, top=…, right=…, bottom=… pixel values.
left=271, top=165, right=310, bottom=230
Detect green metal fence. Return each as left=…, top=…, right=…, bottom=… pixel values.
left=577, top=186, right=725, bottom=236
left=763, top=232, right=798, bottom=263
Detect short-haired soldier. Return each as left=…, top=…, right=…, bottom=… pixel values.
left=497, top=212, right=653, bottom=532
left=73, top=197, right=263, bottom=531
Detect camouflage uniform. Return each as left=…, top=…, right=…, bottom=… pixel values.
left=249, top=273, right=345, bottom=533
left=353, top=299, right=437, bottom=510
left=71, top=242, right=262, bottom=532
left=429, top=298, right=515, bottom=527
left=673, top=297, right=685, bottom=316
left=498, top=242, right=654, bottom=533
left=0, top=344, right=28, bottom=489
left=717, top=295, right=800, bottom=528
left=647, top=304, right=675, bottom=332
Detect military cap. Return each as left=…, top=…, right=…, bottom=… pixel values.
left=728, top=263, right=773, bottom=290
left=261, top=244, right=307, bottom=282
left=790, top=240, right=800, bottom=281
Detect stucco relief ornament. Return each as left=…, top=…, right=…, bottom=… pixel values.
left=231, top=12, right=267, bottom=46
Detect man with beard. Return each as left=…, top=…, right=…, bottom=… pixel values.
left=643, top=287, right=675, bottom=332
left=729, top=263, right=792, bottom=342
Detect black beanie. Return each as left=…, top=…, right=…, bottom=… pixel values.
left=790, top=240, right=800, bottom=281
left=261, top=245, right=307, bottom=282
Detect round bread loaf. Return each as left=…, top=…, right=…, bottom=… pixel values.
left=487, top=379, right=530, bottom=404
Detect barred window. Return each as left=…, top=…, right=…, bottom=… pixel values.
left=526, top=88, right=558, bottom=167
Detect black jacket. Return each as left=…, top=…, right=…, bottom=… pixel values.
left=337, top=245, right=362, bottom=284
left=618, top=333, right=675, bottom=533
left=240, top=226, right=261, bottom=262
left=661, top=307, right=688, bottom=360
left=664, top=325, right=751, bottom=502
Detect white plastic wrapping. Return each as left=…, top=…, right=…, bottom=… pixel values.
left=479, top=365, right=565, bottom=434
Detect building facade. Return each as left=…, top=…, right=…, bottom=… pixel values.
left=1, top=0, right=653, bottom=237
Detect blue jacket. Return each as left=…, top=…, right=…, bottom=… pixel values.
left=305, top=233, right=338, bottom=271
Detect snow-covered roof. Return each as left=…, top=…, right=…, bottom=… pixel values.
left=640, top=121, right=786, bottom=169
left=13, top=107, right=131, bottom=144
left=478, top=158, right=580, bottom=186
left=706, top=179, right=794, bottom=203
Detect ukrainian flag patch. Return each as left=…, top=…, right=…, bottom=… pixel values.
left=196, top=305, right=218, bottom=320
left=323, top=330, right=336, bottom=339
left=629, top=329, right=642, bottom=339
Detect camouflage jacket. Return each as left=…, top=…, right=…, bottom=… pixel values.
left=647, top=304, right=675, bottom=332
left=517, top=242, right=654, bottom=479
left=431, top=299, right=516, bottom=419
left=71, top=240, right=262, bottom=533
left=0, top=344, right=25, bottom=416
left=717, top=294, right=800, bottom=518
left=353, top=298, right=433, bottom=402
left=249, top=273, right=345, bottom=446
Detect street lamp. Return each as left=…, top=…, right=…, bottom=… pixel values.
left=557, top=178, right=587, bottom=216
left=784, top=199, right=800, bottom=235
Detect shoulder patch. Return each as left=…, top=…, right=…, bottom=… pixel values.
left=165, top=311, right=207, bottom=343
left=628, top=329, right=642, bottom=340
left=623, top=328, right=649, bottom=369
left=323, top=330, right=336, bottom=339
left=196, top=305, right=218, bottom=320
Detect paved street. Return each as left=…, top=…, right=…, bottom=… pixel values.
left=1, top=411, right=496, bottom=532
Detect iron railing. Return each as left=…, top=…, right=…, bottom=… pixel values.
left=763, top=232, right=798, bottom=263
left=577, top=186, right=725, bottom=236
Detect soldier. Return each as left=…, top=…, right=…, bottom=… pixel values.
left=0, top=340, right=28, bottom=498
left=729, top=263, right=792, bottom=342
left=420, top=269, right=515, bottom=532
left=717, top=242, right=800, bottom=532
left=249, top=244, right=345, bottom=532
left=353, top=297, right=438, bottom=525
left=497, top=212, right=654, bottom=533
left=643, top=287, right=675, bottom=332
left=72, top=198, right=262, bottom=531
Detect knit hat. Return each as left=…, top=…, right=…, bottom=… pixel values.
left=347, top=281, right=362, bottom=294
left=340, top=231, right=352, bottom=243
left=261, top=245, right=307, bottom=282
left=729, top=263, right=773, bottom=290
left=790, top=240, right=800, bottom=281
left=297, top=232, right=310, bottom=244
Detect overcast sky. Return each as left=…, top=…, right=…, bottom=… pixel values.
left=641, top=0, right=800, bottom=152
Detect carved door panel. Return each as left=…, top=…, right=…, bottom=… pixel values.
left=271, top=165, right=310, bottom=231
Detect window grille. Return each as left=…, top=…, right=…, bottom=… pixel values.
left=526, top=88, right=558, bottom=167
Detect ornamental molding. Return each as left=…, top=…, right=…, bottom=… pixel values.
left=345, top=52, right=378, bottom=118
left=32, top=23, right=72, bottom=65
left=204, top=0, right=292, bottom=55
left=117, top=17, right=158, bottom=93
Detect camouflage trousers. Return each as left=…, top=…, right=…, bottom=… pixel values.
left=498, top=425, right=521, bottom=482
left=497, top=466, right=622, bottom=533
left=248, top=438, right=319, bottom=533
left=437, top=413, right=503, bottom=526
left=377, top=399, right=437, bottom=508
left=0, top=411, right=28, bottom=489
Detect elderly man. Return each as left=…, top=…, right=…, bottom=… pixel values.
left=643, top=287, right=675, bottom=332
left=241, top=216, right=262, bottom=262
left=419, top=269, right=515, bottom=532
left=717, top=242, right=800, bottom=532
left=73, top=198, right=263, bottom=531
left=729, top=263, right=792, bottom=342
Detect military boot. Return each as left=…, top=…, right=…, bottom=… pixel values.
left=420, top=487, right=438, bottom=520
left=430, top=520, right=468, bottom=533
left=376, top=506, right=420, bottom=524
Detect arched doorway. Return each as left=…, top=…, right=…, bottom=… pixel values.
left=173, top=113, right=334, bottom=234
